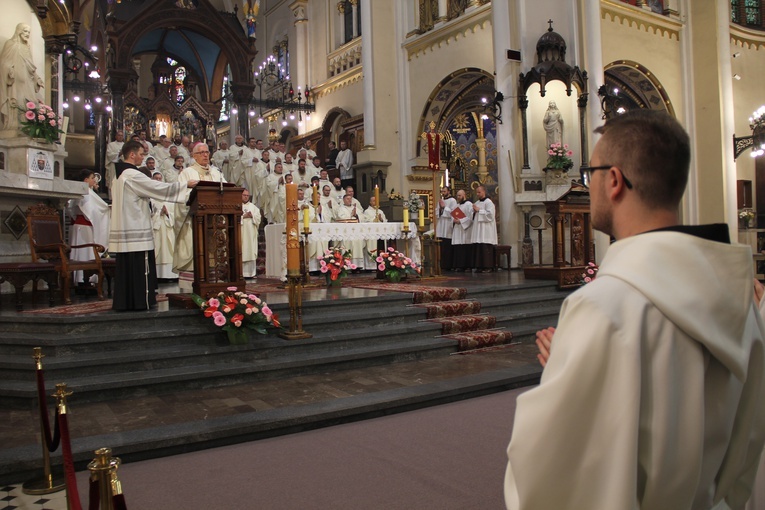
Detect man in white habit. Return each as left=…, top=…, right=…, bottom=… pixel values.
left=162, top=153, right=184, bottom=183
left=240, top=189, right=261, bottom=279
left=228, top=134, right=247, bottom=186
left=252, top=150, right=272, bottom=211
left=333, top=194, right=365, bottom=269
left=363, top=195, right=387, bottom=270
left=303, top=139, right=317, bottom=161
left=173, top=143, right=226, bottom=288
left=149, top=171, right=178, bottom=280
left=344, top=185, right=363, bottom=211
left=281, top=152, right=297, bottom=175
left=175, top=135, right=192, bottom=165
left=110, top=140, right=197, bottom=310
left=505, top=110, right=765, bottom=510
left=152, top=136, right=172, bottom=167
left=330, top=177, right=345, bottom=204
left=211, top=139, right=232, bottom=183
left=68, top=169, right=111, bottom=285
left=436, top=186, right=458, bottom=272
left=470, top=185, right=498, bottom=272
left=264, top=162, right=287, bottom=224
left=336, top=140, right=354, bottom=189
left=241, top=137, right=262, bottom=195
left=451, top=189, right=473, bottom=271
left=292, top=158, right=314, bottom=189
left=317, top=168, right=331, bottom=191
left=105, top=129, right=124, bottom=198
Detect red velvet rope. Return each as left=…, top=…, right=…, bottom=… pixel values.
left=58, top=412, right=83, bottom=510
left=88, top=477, right=99, bottom=510
left=113, top=493, right=128, bottom=510
left=35, top=369, right=61, bottom=451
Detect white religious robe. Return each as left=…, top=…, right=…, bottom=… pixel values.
left=150, top=199, right=177, bottom=279
left=470, top=198, right=498, bottom=245
left=292, top=169, right=315, bottom=190
left=252, top=160, right=271, bottom=211
left=317, top=177, right=331, bottom=191
left=305, top=148, right=317, bottom=161
left=68, top=187, right=111, bottom=284
left=317, top=196, right=335, bottom=224
left=264, top=173, right=287, bottom=224
left=105, top=140, right=124, bottom=195
left=240, top=146, right=260, bottom=190
left=336, top=148, right=353, bottom=180
left=161, top=161, right=182, bottom=184
left=175, top=144, right=191, bottom=167
left=241, top=201, right=261, bottom=278
left=152, top=145, right=171, bottom=167
left=228, top=144, right=247, bottom=185
left=436, top=196, right=458, bottom=239
left=333, top=203, right=364, bottom=268
left=505, top=231, right=765, bottom=510
left=363, top=206, right=387, bottom=269
left=330, top=186, right=345, bottom=204
left=451, top=201, right=473, bottom=245
left=173, top=163, right=226, bottom=273
left=282, top=161, right=297, bottom=175
left=211, top=148, right=232, bottom=183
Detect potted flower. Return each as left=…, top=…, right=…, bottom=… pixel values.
left=545, top=142, right=574, bottom=172
left=17, top=101, right=64, bottom=144
left=191, top=287, right=281, bottom=345
left=740, top=210, right=756, bottom=229
left=318, top=248, right=355, bottom=286
left=376, top=247, right=420, bottom=283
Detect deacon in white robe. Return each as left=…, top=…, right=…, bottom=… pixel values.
left=173, top=146, right=226, bottom=278
left=436, top=187, right=458, bottom=271
left=333, top=194, right=365, bottom=269
left=470, top=185, right=498, bottom=272
left=105, top=130, right=124, bottom=198
left=451, top=189, right=473, bottom=271
left=161, top=153, right=184, bottom=184
left=241, top=138, right=261, bottom=191
left=228, top=135, right=247, bottom=186
left=292, top=159, right=315, bottom=189
left=68, top=169, right=110, bottom=285
left=211, top=140, right=233, bottom=183
left=240, top=189, right=261, bottom=279
left=281, top=153, right=297, bottom=175
left=362, top=196, right=388, bottom=270
left=264, top=163, right=287, bottom=224
left=336, top=140, right=354, bottom=187
left=149, top=172, right=178, bottom=280
left=151, top=137, right=172, bottom=167
left=252, top=152, right=272, bottom=212
left=175, top=136, right=192, bottom=166
left=329, top=178, right=345, bottom=205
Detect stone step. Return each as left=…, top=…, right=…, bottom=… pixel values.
left=0, top=337, right=456, bottom=408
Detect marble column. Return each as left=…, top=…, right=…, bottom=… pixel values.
left=290, top=0, right=309, bottom=132
left=360, top=0, right=375, bottom=148
left=350, top=0, right=359, bottom=38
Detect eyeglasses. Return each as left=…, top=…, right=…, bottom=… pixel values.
left=194, top=151, right=210, bottom=155
left=580, top=165, right=633, bottom=189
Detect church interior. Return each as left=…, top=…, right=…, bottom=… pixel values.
left=1, top=0, right=765, bottom=508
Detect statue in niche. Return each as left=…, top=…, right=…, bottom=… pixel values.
left=0, top=23, right=45, bottom=131
left=543, top=100, right=563, bottom=148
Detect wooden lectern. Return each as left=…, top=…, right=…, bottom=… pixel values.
left=187, top=181, right=246, bottom=297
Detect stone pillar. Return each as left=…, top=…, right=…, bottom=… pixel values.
left=106, top=69, right=136, bottom=136
left=350, top=0, right=359, bottom=38
left=437, top=0, right=448, bottom=22
left=475, top=137, right=487, bottom=180
left=360, top=0, right=375, bottom=148
left=94, top=101, right=108, bottom=176
left=231, top=83, right=256, bottom=141
left=290, top=0, right=309, bottom=133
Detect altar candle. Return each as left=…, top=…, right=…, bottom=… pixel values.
left=303, top=208, right=310, bottom=231
left=285, top=183, right=300, bottom=272
left=445, top=168, right=449, bottom=188
left=374, top=185, right=380, bottom=208
left=403, top=207, right=409, bottom=226
left=312, top=184, right=318, bottom=207
left=418, top=208, right=425, bottom=228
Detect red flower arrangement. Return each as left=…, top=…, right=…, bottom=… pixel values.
left=191, top=287, right=280, bottom=344
left=318, top=248, right=355, bottom=285
left=376, top=247, right=420, bottom=283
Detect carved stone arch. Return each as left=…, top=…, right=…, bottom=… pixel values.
left=415, top=67, right=495, bottom=158
left=108, top=1, right=256, bottom=87
left=321, top=107, right=352, bottom=142
left=604, top=60, right=674, bottom=117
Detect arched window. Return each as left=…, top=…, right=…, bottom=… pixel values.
left=174, top=66, right=186, bottom=104
left=219, top=66, right=232, bottom=122
left=732, top=0, right=763, bottom=28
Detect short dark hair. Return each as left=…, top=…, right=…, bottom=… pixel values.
left=80, top=169, right=95, bottom=181
left=594, top=110, right=690, bottom=209
left=121, top=140, right=144, bottom=159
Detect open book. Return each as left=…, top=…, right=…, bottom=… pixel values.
left=451, top=207, right=467, bottom=221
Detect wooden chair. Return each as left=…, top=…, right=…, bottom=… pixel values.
left=26, top=204, right=105, bottom=305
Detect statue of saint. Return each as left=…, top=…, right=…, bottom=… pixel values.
left=0, top=23, right=45, bottom=131
left=543, top=100, right=563, bottom=148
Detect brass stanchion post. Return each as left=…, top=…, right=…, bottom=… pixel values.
left=23, top=347, right=65, bottom=495
left=88, top=447, right=121, bottom=510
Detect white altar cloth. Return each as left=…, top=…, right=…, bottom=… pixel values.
left=264, top=222, right=420, bottom=278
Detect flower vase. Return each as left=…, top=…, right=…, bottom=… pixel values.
left=325, top=274, right=343, bottom=287
left=386, top=271, right=403, bottom=283
left=226, top=328, right=249, bottom=345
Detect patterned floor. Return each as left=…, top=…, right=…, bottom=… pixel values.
left=0, top=485, right=66, bottom=510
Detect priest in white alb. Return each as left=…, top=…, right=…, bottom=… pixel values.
left=264, top=162, right=287, bottom=224
left=362, top=195, right=387, bottom=270
left=470, top=185, right=498, bottom=272
left=240, top=189, right=261, bottom=279
left=333, top=194, right=365, bottom=270
left=451, top=189, right=473, bottom=272
left=105, top=130, right=124, bottom=199
left=68, top=169, right=111, bottom=285
left=149, top=171, right=178, bottom=280
left=211, top=139, right=232, bottom=182
left=436, top=186, right=458, bottom=272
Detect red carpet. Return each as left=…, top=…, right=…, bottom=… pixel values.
left=443, top=329, right=514, bottom=351
left=345, top=280, right=468, bottom=304
left=413, top=299, right=482, bottom=319
left=427, top=314, right=496, bottom=334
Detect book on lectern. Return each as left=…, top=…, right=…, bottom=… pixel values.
left=451, top=207, right=466, bottom=220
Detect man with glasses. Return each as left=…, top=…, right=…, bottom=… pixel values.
left=504, top=110, right=765, bottom=509
left=173, top=143, right=227, bottom=286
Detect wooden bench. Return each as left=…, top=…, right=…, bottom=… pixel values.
left=0, top=262, right=58, bottom=311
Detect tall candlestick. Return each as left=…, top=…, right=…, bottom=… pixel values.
left=312, top=185, right=318, bottom=207
left=374, top=185, right=380, bottom=208
left=285, top=183, right=300, bottom=273
left=418, top=208, right=425, bottom=228
left=303, top=208, right=310, bottom=231
left=403, top=207, right=409, bottom=226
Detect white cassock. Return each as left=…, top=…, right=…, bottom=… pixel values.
left=305, top=148, right=317, bottom=161
left=68, top=187, right=111, bottom=284
left=329, top=186, right=345, bottom=204
left=282, top=162, right=297, bottom=175
left=105, top=140, right=123, bottom=196
left=241, top=201, right=262, bottom=278
left=292, top=169, right=315, bottom=189
left=150, top=199, right=177, bottom=279
left=332, top=203, right=365, bottom=268
left=269, top=150, right=284, bottom=164
left=211, top=148, right=232, bottom=183
left=470, top=198, right=498, bottom=245
left=240, top=146, right=259, bottom=190
left=251, top=160, right=270, bottom=211
left=161, top=160, right=181, bottom=183
left=317, top=177, right=331, bottom=191
left=363, top=206, right=387, bottom=270
left=152, top=145, right=171, bottom=168
left=505, top=233, right=765, bottom=510
left=264, top=173, right=286, bottom=224
left=228, top=144, right=247, bottom=185
left=451, top=201, right=473, bottom=246
left=336, top=149, right=353, bottom=180
left=173, top=163, right=227, bottom=276
left=175, top=145, right=191, bottom=167
left=436, top=197, right=458, bottom=239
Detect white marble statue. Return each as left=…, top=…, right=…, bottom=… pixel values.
left=543, top=100, right=563, bottom=148
left=0, top=23, right=45, bottom=131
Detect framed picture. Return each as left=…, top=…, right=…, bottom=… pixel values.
left=28, top=148, right=54, bottom=180
left=413, top=189, right=434, bottom=221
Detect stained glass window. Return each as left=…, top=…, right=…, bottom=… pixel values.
left=174, top=66, right=186, bottom=105
left=219, top=66, right=232, bottom=122
left=745, top=0, right=761, bottom=25
left=732, top=0, right=741, bottom=23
